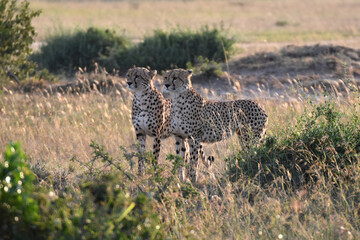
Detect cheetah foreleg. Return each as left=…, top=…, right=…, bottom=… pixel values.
left=175, top=136, right=189, bottom=182
left=152, top=134, right=161, bottom=168
left=136, top=133, right=146, bottom=175
left=188, top=138, right=201, bottom=183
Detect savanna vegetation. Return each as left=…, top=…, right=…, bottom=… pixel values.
left=1, top=0, right=360, bottom=239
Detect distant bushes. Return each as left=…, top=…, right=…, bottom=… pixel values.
left=227, top=100, right=360, bottom=190
left=118, top=26, right=235, bottom=71
left=31, top=26, right=235, bottom=74
left=31, top=28, right=130, bottom=74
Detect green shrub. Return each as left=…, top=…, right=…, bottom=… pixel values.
left=226, top=100, right=360, bottom=190
left=0, top=0, right=40, bottom=84
left=118, top=26, right=235, bottom=71
left=0, top=142, right=44, bottom=239
left=186, top=56, right=224, bottom=77
left=0, top=142, right=165, bottom=239
left=32, top=26, right=235, bottom=75
left=31, top=27, right=130, bottom=74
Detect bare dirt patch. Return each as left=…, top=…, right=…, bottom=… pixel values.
left=193, top=44, right=360, bottom=101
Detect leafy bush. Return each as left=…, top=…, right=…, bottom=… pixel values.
left=118, top=26, right=235, bottom=71
left=0, top=142, right=165, bottom=239
left=186, top=56, right=224, bottom=77
left=226, top=100, right=360, bottom=190
left=31, top=26, right=235, bottom=74
left=0, top=0, right=40, bottom=83
left=0, top=142, right=43, bottom=238
left=31, top=27, right=130, bottom=74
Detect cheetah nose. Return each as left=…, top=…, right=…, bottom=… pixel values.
left=127, top=82, right=132, bottom=86
left=165, top=84, right=170, bottom=89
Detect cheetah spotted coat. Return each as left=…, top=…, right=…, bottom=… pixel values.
left=164, top=69, right=268, bottom=183
left=126, top=67, right=172, bottom=175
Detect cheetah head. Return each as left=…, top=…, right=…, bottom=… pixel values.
left=163, top=69, right=193, bottom=95
left=126, top=67, right=157, bottom=93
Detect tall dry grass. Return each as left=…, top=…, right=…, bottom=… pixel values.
left=0, top=72, right=306, bottom=176
left=1, top=69, right=360, bottom=239
left=1, top=102, right=359, bottom=238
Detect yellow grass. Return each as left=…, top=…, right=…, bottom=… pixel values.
left=1, top=88, right=359, bottom=239
left=31, top=0, right=360, bottom=44
left=0, top=86, right=300, bottom=173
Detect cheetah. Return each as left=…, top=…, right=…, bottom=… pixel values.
left=126, top=67, right=173, bottom=175
left=163, top=69, right=268, bottom=183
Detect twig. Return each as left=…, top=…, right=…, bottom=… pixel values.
left=91, top=143, right=145, bottom=193
left=6, top=67, right=20, bottom=84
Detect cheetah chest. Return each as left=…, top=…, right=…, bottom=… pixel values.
left=171, top=101, right=199, bottom=138
left=137, top=112, right=152, bottom=132
left=171, top=111, right=187, bottom=137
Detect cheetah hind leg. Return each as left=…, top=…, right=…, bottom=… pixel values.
left=199, top=144, right=214, bottom=168
left=236, top=126, right=251, bottom=151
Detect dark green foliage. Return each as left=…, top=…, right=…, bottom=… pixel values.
left=0, top=142, right=165, bottom=239
left=227, top=100, right=360, bottom=190
left=0, top=142, right=42, bottom=239
left=73, top=175, right=164, bottom=240
left=31, top=26, right=235, bottom=74
left=0, top=0, right=40, bottom=83
left=31, top=28, right=130, bottom=74
left=118, top=26, right=234, bottom=71
left=186, top=56, right=224, bottom=77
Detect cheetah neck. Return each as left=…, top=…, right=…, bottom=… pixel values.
left=170, top=88, right=202, bottom=101
left=133, top=85, right=156, bottom=98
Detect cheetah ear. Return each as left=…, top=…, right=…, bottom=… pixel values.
left=187, top=69, right=193, bottom=76
left=149, top=69, right=157, bottom=79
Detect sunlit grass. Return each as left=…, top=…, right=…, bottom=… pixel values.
left=1, top=77, right=359, bottom=238
left=238, top=29, right=360, bottom=43
left=30, top=0, right=360, bottom=45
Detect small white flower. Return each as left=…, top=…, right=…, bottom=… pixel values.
left=4, top=161, right=9, bottom=168
left=14, top=216, right=19, bottom=222
left=18, top=180, right=22, bottom=186
left=10, top=147, right=15, bottom=153
left=156, top=225, right=160, bottom=230
left=49, top=191, right=55, bottom=197
left=4, top=186, right=9, bottom=192
left=17, top=188, right=21, bottom=194
left=19, top=172, right=24, bottom=179
left=258, top=231, right=262, bottom=235
left=5, top=176, right=11, bottom=183
left=278, top=234, right=283, bottom=239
